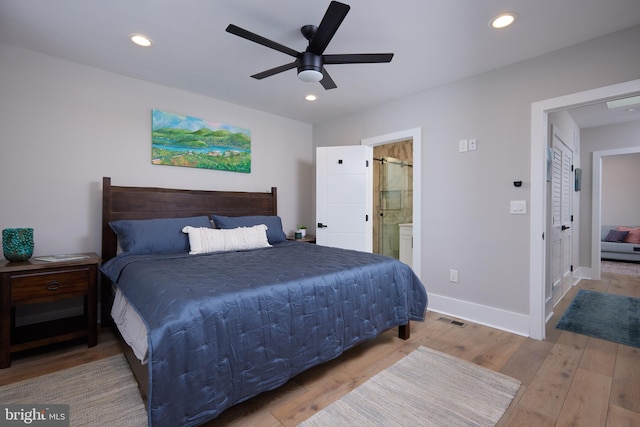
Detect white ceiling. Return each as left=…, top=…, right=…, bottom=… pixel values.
left=566, top=97, right=640, bottom=129
left=1, top=0, right=640, bottom=125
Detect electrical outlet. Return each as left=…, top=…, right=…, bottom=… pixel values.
left=468, top=139, right=477, bottom=151
left=449, top=269, right=459, bottom=283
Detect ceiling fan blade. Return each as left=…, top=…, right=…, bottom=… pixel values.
left=308, top=1, right=350, bottom=55
left=320, top=68, right=337, bottom=90
left=323, top=53, right=394, bottom=64
left=251, top=61, right=297, bottom=80
left=226, top=24, right=299, bottom=57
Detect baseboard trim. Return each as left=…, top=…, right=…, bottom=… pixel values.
left=574, top=266, right=595, bottom=280
left=427, top=293, right=530, bottom=337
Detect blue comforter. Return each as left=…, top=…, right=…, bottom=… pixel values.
left=101, top=241, right=427, bottom=427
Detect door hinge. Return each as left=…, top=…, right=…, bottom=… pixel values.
left=571, top=164, right=574, bottom=171
left=570, top=265, right=574, bottom=272
left=571, top=215, right=574, bottom=222
left=365, top=214, right=369, bottom=222
left=366, top=160, right=369, bottom=167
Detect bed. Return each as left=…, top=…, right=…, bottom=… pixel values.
left=100, top=177, right=427, bottom=427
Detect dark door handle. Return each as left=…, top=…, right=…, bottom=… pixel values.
left=317, top=222, right=328, bottom=228
left=561, top=225, right=570, bottom=231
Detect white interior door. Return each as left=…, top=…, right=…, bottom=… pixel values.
left=316, top=146, right=372, bottom=251
left=548, top=128, right=573, bottom=312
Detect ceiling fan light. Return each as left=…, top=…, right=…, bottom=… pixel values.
left=298, top=69, right=323, bottom=83
left=606, top=95, right=640, bottom=109
left=298, top=51, right=323, bottom=83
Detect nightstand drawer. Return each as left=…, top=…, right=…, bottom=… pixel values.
left=10, top=268, right=91, bottom=304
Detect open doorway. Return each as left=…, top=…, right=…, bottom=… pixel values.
left=372, top=141, right=413, bottom=259
left=530, top=79, right=640, bottom=340
left=362, top=128, right=422, bottom=279
left=591, top=148, right=640, bottom=279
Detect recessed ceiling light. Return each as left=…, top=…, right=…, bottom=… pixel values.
left=490, top=13, right=517, bottom=29
left=606, top=95, right=640, bottom=109
left=305, top=94, right=317, bottom=102
left=130, top=34, right=153, bottom=47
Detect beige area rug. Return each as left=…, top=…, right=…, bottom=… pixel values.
left=299, top=346, right=521, bottom=427
left=0, top=355, right=147, bottom=426
left=601, top=260, right=640, bottom=276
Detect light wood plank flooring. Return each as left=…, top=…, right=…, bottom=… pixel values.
left=1, top=270, right=638, bottom=426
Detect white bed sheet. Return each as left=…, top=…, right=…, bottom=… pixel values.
left=111, top=289, right=149, bottom=364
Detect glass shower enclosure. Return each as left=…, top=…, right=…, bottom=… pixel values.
left=376, top=157, right=413, bottom=259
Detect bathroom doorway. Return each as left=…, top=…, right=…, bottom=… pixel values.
left=372, top=140, right=413, bottom=259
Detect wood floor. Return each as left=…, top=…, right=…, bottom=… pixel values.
left=1, top=270, right=639, bottom=426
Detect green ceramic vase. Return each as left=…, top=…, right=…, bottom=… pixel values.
left=2, top=228, right=34, bottom=262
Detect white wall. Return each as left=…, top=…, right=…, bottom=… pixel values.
left=313, top=26, right=640, bottom=335
left=0, top=43, right=314, bottom=259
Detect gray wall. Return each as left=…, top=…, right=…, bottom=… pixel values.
left=313, top=26, right=640, bottom=333
left=602, top=153, right=640, bottom=226
left=0, top=43, right=315, bottom=258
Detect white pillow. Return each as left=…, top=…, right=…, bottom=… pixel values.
left=182, top=224, right=271, bottom=254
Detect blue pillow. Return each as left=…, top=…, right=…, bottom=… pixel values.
left=110, top=216, right=212, bottom=255
left=211, top=215, right=286, bottom=244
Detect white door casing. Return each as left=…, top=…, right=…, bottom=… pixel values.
left=530, top=79, right=640, bottom=340
left=316, top=145, right=373, bottom=252
left=362, top=128, right=421, bottom=280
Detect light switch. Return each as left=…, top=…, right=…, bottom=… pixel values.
left=459, top=139, right=468, bottom=152
left=510, top=200, right=527, bottom=214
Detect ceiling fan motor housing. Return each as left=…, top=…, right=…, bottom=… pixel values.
left=297, top=51, right=323, bottom=82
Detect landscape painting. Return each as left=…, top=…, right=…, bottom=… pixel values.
left=152, top=110, right=251, bottom=173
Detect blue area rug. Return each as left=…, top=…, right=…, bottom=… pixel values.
left=556, top=289, right=640, bottom=347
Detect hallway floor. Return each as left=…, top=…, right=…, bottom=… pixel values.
left=601, top=260, right=640, bottom=276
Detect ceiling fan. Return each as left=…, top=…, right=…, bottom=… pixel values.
left=226, top=1, right=394, bottom=90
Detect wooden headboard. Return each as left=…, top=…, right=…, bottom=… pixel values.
left=100, top=177, right=278, bottom=324
left=101, top=176, right=278, bottom=263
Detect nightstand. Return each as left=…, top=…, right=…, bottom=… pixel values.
left=287, top=235, right=316, bottom=243
left=0, top=253, right=100, bottom=368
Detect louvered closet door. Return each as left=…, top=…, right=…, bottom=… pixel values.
left=549, top=128, right=573, bottom=307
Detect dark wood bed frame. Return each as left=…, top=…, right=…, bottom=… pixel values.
left=100, top=177, right=279, bottom=323
left=100, top=176, right=409, bottom=400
